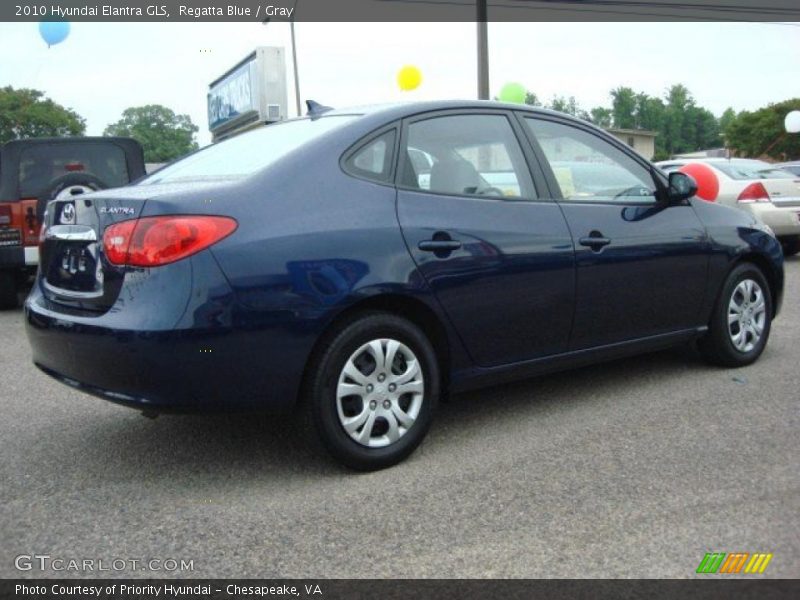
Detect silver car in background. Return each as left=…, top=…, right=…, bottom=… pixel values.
left=657, top=158, right=800, bottom=256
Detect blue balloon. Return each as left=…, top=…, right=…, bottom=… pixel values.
left=39, top=21, right=70, bottom=47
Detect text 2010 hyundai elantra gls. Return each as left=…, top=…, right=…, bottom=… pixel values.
left=26, top=101, right=783, bottom=470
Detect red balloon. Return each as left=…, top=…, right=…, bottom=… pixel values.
left=678, top=162, right=719, bottom=201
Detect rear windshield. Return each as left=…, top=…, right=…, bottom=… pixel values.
left=18, top=142, right=130, bottom=197
left=712, top=161, right=796, bottom=181
left=141, top=116, right=357, bottom=185
left=777, top=164, right=800, bottom=177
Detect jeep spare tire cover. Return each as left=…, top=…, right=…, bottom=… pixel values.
left=37, top=173, right=108, bottom=221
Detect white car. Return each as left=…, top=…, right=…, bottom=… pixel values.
left=656, top=158, right=800, bottom=256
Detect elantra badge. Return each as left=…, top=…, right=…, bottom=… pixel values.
left=99, top=206, right=135, bottom=216
left=60, top=202, right=76, bottom=225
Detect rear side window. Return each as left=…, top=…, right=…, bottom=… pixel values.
left=18, top=142, right=130, bottom=197
left=403, top=114, right=536, bottom=200
left=343, top=130, right=396, bottom=183
left=525, top=118, right=656, bottom=203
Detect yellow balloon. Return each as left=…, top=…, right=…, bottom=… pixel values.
left=397, top=65, right=422, bottom=92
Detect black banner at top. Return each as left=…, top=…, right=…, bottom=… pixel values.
left=3, top=0, right=800, bottom=22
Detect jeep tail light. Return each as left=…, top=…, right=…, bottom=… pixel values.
left=737, top=182, right=771, bottom=203
left=0, top=205, right=10, bottom=226
left=103, top=216, right=237, bottom=267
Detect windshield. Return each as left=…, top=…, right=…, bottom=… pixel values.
left=141, top=116, right=357, bottom=185
left=712, top=160, right=796, bottom=181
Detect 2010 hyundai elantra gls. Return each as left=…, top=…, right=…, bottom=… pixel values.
left=25, top=101, right=783, bottom=470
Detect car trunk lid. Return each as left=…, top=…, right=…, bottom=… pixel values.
left=40, top=193, right=147, bottom=311
left=763, top=177, right=800, bottom=208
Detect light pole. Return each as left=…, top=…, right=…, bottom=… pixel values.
left=476, top=0, right=489, bottom=100
left=289, top=4, right=302, bottom=117
left=263, top=0, right=302, bottom=117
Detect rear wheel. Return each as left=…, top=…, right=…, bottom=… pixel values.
left=301, top=312, right=439, bottom=471
left=780, top=235, right=800, bottom=257
left=698, top=263, right=772, bottom=367
left=0, top=271, right=18, bottom=310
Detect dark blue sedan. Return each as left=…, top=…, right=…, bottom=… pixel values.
left=25, top=101, right=784, bottom=470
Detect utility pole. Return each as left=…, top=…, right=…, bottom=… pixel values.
left=289, top=17, right=301, bottom=116
left=263, top=0, right=302, bottom=117
left=476, top=0, right=489, bottom=100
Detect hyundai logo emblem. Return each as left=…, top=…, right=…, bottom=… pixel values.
left=60, top=203, right=76, bottom=225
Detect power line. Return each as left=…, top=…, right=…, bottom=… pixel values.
left=377, top=0, right=800, bottom=22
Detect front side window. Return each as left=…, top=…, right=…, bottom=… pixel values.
left=525, top=118, right=657, bottom=203
left=403, top=114, right=536, bottom=200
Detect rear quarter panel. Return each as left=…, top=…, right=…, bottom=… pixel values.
left=205, top=133, right=470, bottom=400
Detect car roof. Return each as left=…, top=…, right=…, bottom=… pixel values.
left=318, top=100, right=589, bottom=125
left=309, top=100, right=617, bottom=153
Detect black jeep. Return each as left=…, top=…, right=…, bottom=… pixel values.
left=0, top=137, right=145, bottom=308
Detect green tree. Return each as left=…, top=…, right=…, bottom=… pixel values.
left=589, top=107, right=613, bottom=128
left=524, top=91, right=542, bottom=107
left=104, top=104, right=198, bottom=162
left=719, top=107, right=737, bottom=137
left=0, top=86, right=85, bottom=144
left=610, top=86, right=637, bottom=129
left=548, top=95, right=590, bottom=121
left=725, top=98, right=800, bottom=160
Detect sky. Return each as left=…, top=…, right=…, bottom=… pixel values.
left=0, top=21, right=797, bottom=147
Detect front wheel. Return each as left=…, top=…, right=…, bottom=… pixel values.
left=301, top=312, right=440, bottom=471
left=698, top=263, right=772, bottom=367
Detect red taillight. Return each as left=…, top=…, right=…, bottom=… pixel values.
left=103, top=216, right=237, bottom=267
left=737, top=182, right=771, bottom=203
left=0, top=204, right=10, bottom=226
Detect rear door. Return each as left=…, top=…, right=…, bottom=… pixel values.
left=520, top=115, right=709, bottom=349
left=395, top=110, right=575, bottom=368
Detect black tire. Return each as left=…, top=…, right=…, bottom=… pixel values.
left=780, top=236, right=800, bottom=257
left=697, top=263, right=772, bottom=367
left=300, top=311, right=440, bottom=471
left=0, top=271, right=19, bottom=310
left=36, top=173, right=108, bottom=221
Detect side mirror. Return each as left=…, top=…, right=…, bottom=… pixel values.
left=667, top=171, right=698, bottom=203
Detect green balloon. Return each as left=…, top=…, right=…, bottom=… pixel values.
left=499, top=82, right=527, bottom=104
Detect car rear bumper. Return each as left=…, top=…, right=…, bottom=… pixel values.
left=747, top=203, right=800, bottom=237
left=24, top=285, right=309, bottom=414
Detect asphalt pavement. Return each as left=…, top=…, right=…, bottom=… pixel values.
left=1, top=258, right=798, bottom=579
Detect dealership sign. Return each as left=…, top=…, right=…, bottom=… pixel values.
left=207, top=47, right=289, bottom=141
left=208, top=61, right=257, bottom=130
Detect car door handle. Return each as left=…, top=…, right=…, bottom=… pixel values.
left=418, top=240, right=462, bottom=252
left=578, top=233, right=611, bottom=250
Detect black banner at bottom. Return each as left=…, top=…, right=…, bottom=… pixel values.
left=3, top=579, right=800, bottom=600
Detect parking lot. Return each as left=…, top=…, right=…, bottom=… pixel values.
left=1, top=258, right=798, bottom=579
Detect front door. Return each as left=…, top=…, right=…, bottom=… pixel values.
left=521, top=115, right=709, bottom=349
